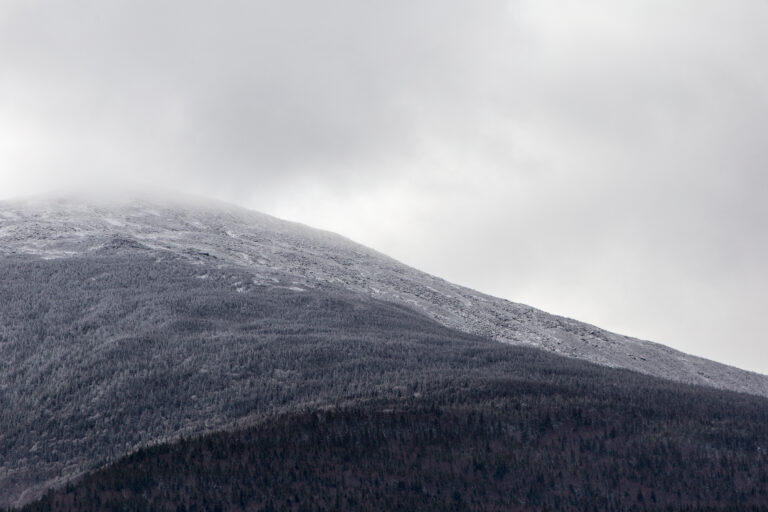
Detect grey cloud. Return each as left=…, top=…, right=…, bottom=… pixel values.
left=0, top=1, right=504, bottom=188
left=0, top=1, right=766, bottom=373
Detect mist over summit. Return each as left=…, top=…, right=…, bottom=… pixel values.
left=3, top=1, right=767, bottom=508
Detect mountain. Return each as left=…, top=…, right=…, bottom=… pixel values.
left=2, top=196, right=766, bottom=396
left=1, top=195, right=767, bottom=508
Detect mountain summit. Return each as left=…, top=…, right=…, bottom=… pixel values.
left=1, top=195, right=767, bottom=507
left=2, top=196, right=765, bottom=395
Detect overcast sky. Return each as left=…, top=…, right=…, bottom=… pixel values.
left=1, top=1, right=766, bottom=374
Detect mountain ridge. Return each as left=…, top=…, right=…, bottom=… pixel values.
left=2, top=195, right=765, bottom=397
left=2, top=194, right=767, bottom=507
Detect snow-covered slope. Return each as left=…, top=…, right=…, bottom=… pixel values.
left=2, top=195, right=766, bottom=397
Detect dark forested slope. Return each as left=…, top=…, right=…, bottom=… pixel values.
left=7, top=249, right=734, bottom=507
left=0, top=250, right=495, bottom=505
left=21, top=370, right=768, bottom=512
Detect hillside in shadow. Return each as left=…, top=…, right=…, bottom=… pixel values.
left=20, top=350, right=768, bottom=511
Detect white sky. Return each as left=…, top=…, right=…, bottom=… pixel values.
left=1, top=1, right=766, bottom=374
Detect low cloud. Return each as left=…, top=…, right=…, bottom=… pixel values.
left=1, top=0, right=766, bottom=372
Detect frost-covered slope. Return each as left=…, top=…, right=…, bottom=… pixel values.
left=1, top=195, right=766, bottom=397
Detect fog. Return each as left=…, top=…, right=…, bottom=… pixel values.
left=1, top=1, right=766, bottom=373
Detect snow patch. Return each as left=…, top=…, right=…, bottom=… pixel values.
left=101, top=216, right=125, bottom=227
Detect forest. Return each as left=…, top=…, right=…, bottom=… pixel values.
left=18, top=370, right=768, bottom=511
left=2, top=250, right=768, bottom=510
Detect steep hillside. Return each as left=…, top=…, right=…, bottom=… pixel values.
left=0, top=252, right=480, bottom=505
left=1, top=196, right=766, bottom=396
left=21, top=374, right=768, bottom=511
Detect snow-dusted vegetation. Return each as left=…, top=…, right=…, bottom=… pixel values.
left=1, top=197, right=767, bottom=508
left=2, top=197, right=766, bottom=396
